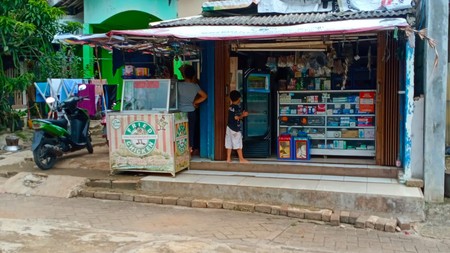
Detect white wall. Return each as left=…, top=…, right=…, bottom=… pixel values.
left=412, top=96, right=424, bottom=179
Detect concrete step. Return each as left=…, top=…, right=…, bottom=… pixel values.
left=138, top=170, right=425, bottom=222
left=190, top=158, right=399, bottom=178
left=81, top=174, right=418, bottom=233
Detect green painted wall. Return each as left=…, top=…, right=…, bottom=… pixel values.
left=82, top=0, right=179, bottom=98
left=84, top=0, right=177, bottom=25
left=83, top=24, right=94, bottom=78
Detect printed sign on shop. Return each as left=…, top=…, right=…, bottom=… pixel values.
left=175, top=122, right=188, bottom=155
left=359, top=92, right=375, bottom=113
left=134, top=80, right=160, bottom=89
left=122, top=121, right=158, bottom=156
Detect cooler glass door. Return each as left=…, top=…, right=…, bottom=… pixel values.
left=246, top=74, right=269, bottom=92
left=245, top=92, right=269, bottom=137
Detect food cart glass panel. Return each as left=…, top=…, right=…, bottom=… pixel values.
left=121, top=79, right=176, bottom=112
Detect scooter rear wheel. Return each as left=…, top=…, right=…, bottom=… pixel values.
left=86, top=132, right=93, bottom=154
left=33, top=139, right=57, bottom=170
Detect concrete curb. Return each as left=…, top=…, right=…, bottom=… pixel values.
left=79, top=182, right=412, bottom=233
left=0, top=174, right=417, bottom=233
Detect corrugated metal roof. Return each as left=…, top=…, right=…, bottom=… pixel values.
left=52, top=0, right=84, bottom=15
left=152, top=9, right=415, bottom=28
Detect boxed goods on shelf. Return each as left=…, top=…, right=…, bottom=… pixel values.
left=279, top=94, right=291, bottom=103
left=277, top=89, right=376, bottom=157
left=358, top=129, right=365, bottom=138
left=333, top=140, right=347, bottom=149
left=340, top=117, right=350, bottom=126
left=323, top=80, right=331, bottom=90
left=280, top=106, right=290, bottom=114
left=364, top=128, right=375, bottom=138
left=317, top=104, right=326, bottom=114
left=135, top=67, right=149, bottom=77
left=308, top=133, right=325, bottom=138
left=326, top=131, right=342, bottom=138
left=307, top=117, right=325, bottom=126
left=318, top=144, right=333, bottom=149
left=341, top=129, right=359, bottom=138
left=297, top=105, right=303, bottom=114
left=332, top=97, right=347, bottom=103
left=357, top=117, right=373, bottom=126
left=306, top=95, right=319, bottom=103
left=327, top=117, right=339, bottom=126
left=306, top=106, right=317, bottom=114
left=347, top=96, right=359, bottom=102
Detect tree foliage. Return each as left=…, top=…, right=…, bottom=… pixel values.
left=0, top=0, right=64, bottom=66
left=0, top=0, right=83, bottom=131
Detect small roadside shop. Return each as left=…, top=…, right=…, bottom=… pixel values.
left=109, top=10, right=415, bottom=169
left=55, top=0, right=419, bottom=179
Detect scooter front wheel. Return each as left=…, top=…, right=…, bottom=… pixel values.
left=33, top=139, right=57, bottom=170
left=86, top=132, right=93, bottom=154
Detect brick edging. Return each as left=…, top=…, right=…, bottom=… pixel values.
left=79, top=187, right=410, bottom=233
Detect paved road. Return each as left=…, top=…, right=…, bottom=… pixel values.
left=0, top=194, right=449, bottom=253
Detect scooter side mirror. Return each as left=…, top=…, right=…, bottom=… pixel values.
left=78, top=84, right=87, bottom=91
left=46, top=97, right=56, bottom=104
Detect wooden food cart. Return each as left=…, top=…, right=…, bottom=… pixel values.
left=107, top=79, right=190, bottom=176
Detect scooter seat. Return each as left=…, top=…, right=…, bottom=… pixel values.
left=45, top=119, right=68, bottom=129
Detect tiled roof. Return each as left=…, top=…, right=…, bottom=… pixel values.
left=152, top=9, right=415, bottom=28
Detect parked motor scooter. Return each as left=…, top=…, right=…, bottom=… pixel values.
left=31, top=84, right=93, bottom=170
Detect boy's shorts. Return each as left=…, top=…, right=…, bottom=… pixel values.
left=225, top=126, right=243, bottom=149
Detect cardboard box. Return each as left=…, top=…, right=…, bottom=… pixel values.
left=323, top=80, right=331, bottom=90
left=358, top=129, right=365, bottom=138
left=326, top=131, right=341, bottom=138
left=364, top=128, right=375, bottom=138
left=333, top=140, right=347, bottom=149
left=341, top=130, right=359, bottom=138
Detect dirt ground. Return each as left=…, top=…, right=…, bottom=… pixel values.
left=0, top=120, right=152, bottom=181
left=2, top=122, right=450, bottom=241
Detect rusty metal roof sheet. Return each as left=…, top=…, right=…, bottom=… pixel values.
left=52, top=0, right=84, bottom=15
left=152, top=9, right=415, bottom=28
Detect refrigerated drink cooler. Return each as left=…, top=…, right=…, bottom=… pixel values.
left=242, top=71, right=271, bottom=158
